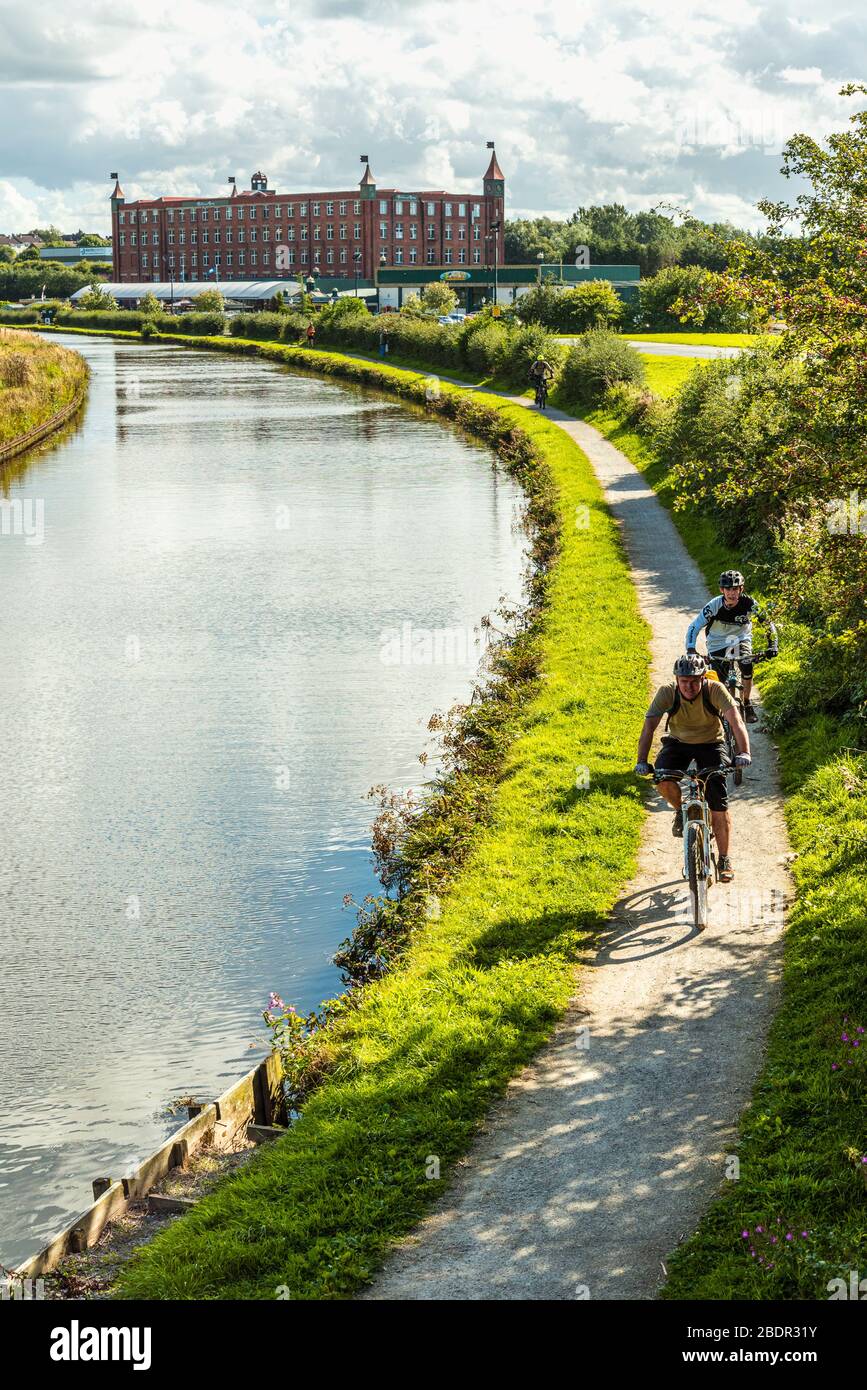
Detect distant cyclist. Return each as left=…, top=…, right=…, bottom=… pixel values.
left=634, top=653, right=751, bottom=882
left=528, top=357, right=554, bottom=408
left=685, top=570, right=778, bottom=723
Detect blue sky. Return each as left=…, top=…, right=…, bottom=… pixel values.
left=0, top=0, right=862, bottom=233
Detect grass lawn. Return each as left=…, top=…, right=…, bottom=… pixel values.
left=627, top=332, right=762, bottom=347
left=638, top=352, right=704, bottom=398
left=109, top=350, right=651, bottom=1300
left=586, top=403, right=867, bottom=1300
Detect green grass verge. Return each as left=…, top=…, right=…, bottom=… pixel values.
left=586, top=403, right=867, bottom=1300
left=103, top=342, right=651, bottom=1300
left=0, top=329, right=87, bottom=448
left=627, top=332, right=761, bottom=347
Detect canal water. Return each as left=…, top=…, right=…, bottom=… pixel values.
left=0, top=334, right=527, bottom=1267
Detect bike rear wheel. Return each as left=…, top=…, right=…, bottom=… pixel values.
left=686, top=822, right=709, bottom=930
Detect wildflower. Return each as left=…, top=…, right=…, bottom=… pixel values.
left=269, top=992, right=285, bottom=1011
left=742, top=1230, right=750, bottom=1239
left=786, top=1233, right=793, bottom=1241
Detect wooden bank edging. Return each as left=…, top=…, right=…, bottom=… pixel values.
left=0, top=383, right=88, bottom=466
left=14, top=1052, right=285, bottom=1278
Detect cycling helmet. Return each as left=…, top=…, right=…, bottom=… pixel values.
left=719, top=569, right=745, bottom=588
left=673, top=653, right=708, bottom=678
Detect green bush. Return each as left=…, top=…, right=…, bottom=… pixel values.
left=165, top=311, right=226, bottom=337
left=54, top=309, right=150, bottom=331
left=639, top=265, right=755, bottom=332
left=559, top=331, right=646, bottom=405
left=518, top=279, right=625, bottom=333
left=229, top=312, right=289, bottom=341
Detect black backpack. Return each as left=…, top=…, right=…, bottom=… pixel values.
left=664, top=682, right=724, bottom=733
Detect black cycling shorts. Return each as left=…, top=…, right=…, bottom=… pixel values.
left=654, top=738, right=730, bottom=811
left=710, top=652, right=753, bottom=681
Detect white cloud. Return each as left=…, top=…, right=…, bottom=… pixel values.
left=0, top=0, right=863, bottom=235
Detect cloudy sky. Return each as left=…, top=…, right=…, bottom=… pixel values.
left=0, top=0, right=862, bottom=234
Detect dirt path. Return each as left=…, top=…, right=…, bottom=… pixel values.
left=360, top=401, right=791, bottom=1301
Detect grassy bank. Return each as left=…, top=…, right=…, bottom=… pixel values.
left=627, top=332, right=760, bottom=347
left=0, top=328, right=87, bottom=449
left=90, top=339, right=652, bottom=1300
left=586, top=401, right=867, bottom=1300
left=638, top=353, right=705, bottom=398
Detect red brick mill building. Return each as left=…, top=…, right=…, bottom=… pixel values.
left=110, top=150, right=506, bottom=290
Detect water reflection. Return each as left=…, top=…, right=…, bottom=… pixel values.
left=0, top=334, right=526, bottom=1267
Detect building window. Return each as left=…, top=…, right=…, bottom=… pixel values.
left=354, top=223, right=361, bottom=238
left=213, top=207, right=220, bottom=221
left=444, top=249, right=453, bottom=263
left=409, top=223, right=417, bottom=239
left=226, top=253, right=232, bottom=267
left=326, top=249, right=334, bottom=264
left=379, top=222, right=388, bottom=238
left=312, top=201, right=320, bottom=215
left=313, top=225, right=320, bottom=240
left=381, top=243, right=388, bottom=260
left=119, top=211, right=125, bottom=224
left=325, top=201, right=333, bottom=215
left=472, top=203, right=480, bottom=218
left=458, top=223, right=466, bottom=239
left=394, top=200, right=403, bottom=214
left=225, top=206, right=232, bottom=219
left=179, top=231, right=185, bottom=245
left=300, top=202, right=307, bottom=216
left=287, top=227, right=295, bottom=240
left=262, top=227, right=269, bottom=241
left=338, top=201, right=346, bottom=215
left=426, top=249, right=436, bottom=263
left=353, top=200, right=360, bottom=214
left=473, top=248, right=481, bottom=263
left=458, top=202, right=466, bottom=216
left=201, top=207, right=209, bottom=220
left=339, top=248, right=347, bottom=263
left=409, top=247, right=417, bottom=263
left=301, top=249, right=308, bottom=263
left=284, top=247, right=294, bottom=264
left=191, top=231, right=198, bottom=245
left=444, top=201, right=452, bottom=216
left=473, top=224, right=480, bottom=240
left=225, top=230, right=232, bottom=244
left=427, top=201, right=435, bottom=215
left=131, top=233, right=137, bottom=246
left=263, top=249, right=270, bottom=264
left=251, top=251, right=257, bottom=265
left=203, top=253, right=209, bottom=266
left=445, top=224, right=452, bottom=240
left=237, top=207, right=244, bottom=220
left=236, top=230, right=243, bottom=244
left=213, top=231, right=221, bottom=244
left=274, top=225, right=281, bottom=241
left=262, top=205, right=270, bottom=219
left=326, top=224, right=333, bottom=239
left=409, top=200, right=417, bottom=215
left=395, top=248, right=403, bottom=264
left=119, top=233, right=126, bottom=247
left=301, top=226, right=308, bottom=239
left=285, top=204, right=293, bottom=218
left=191, top=253, right=198, bottom=267
left=427, top=224, right=436, bottom=240
left=379, top=200, right=387, bottom=214
left=250, top=228, right=257, bottom=242
left=168, top=210, right=174, bottom=223
left=202, top=230, right=209, bottom=244
left=458, top=248, right=466, bottom=263
left=339, top=223, right=347, bottom=239
left=395, top=223, right=403, bottom=239
left=142, top=253, right=148, bottom=268
left=238, top=252, right=245, bottom=266
left=249, top=207, right=257, bottom=219
left=168, top=230, right=174, bottom=244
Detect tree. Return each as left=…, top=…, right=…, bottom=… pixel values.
left=417, top=283, right=457, bottom=315
left=638, top=265, right=754, bottom=331
left=518, top=279, right=625, bottom=332
left=194, top=288, right=224, bottom=312
left=77, top=233, right=112, bottom=247
left=0, top=246, right=14, bottom=264
left=137, top=291, right=163, bottom=317
left=76, top=283, right=118, bottom=311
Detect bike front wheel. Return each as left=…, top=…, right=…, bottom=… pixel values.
left=686, top=822, right=709, bottom=930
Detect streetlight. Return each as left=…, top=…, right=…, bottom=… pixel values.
left=537, top=251, right=544, bottom=284
left=163, top=252, right=175, bottom=311
left=353, top=248, right=362, bottom=298
left=489, top=218, right=501, bottom=307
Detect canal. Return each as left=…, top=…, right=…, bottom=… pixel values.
left=0, top=334, right=528, bottom=1267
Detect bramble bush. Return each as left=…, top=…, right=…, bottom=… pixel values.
left=559, top=330, right=646, bottom=405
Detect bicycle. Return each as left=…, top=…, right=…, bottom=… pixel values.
left=707, top=648, right=775, bottom=785
left=652, top=763, right=739, bottom=930
left=533, top=378, right=549, bottom=410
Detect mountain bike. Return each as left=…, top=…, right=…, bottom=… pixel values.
left=707, top=649, right=775, bottom=785
left=533, top=378, right=549, bottom=410
left=653, top=763, right=739, bottom=930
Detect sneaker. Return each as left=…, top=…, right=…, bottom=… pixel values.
left=743, top=701, right=758, bottom=723
left=672, top=808, right=683, bottom=838
left=717, top=855, right=734, bottom=882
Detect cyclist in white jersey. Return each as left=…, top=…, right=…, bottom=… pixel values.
left=685, top=569, right=778, bottom=723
